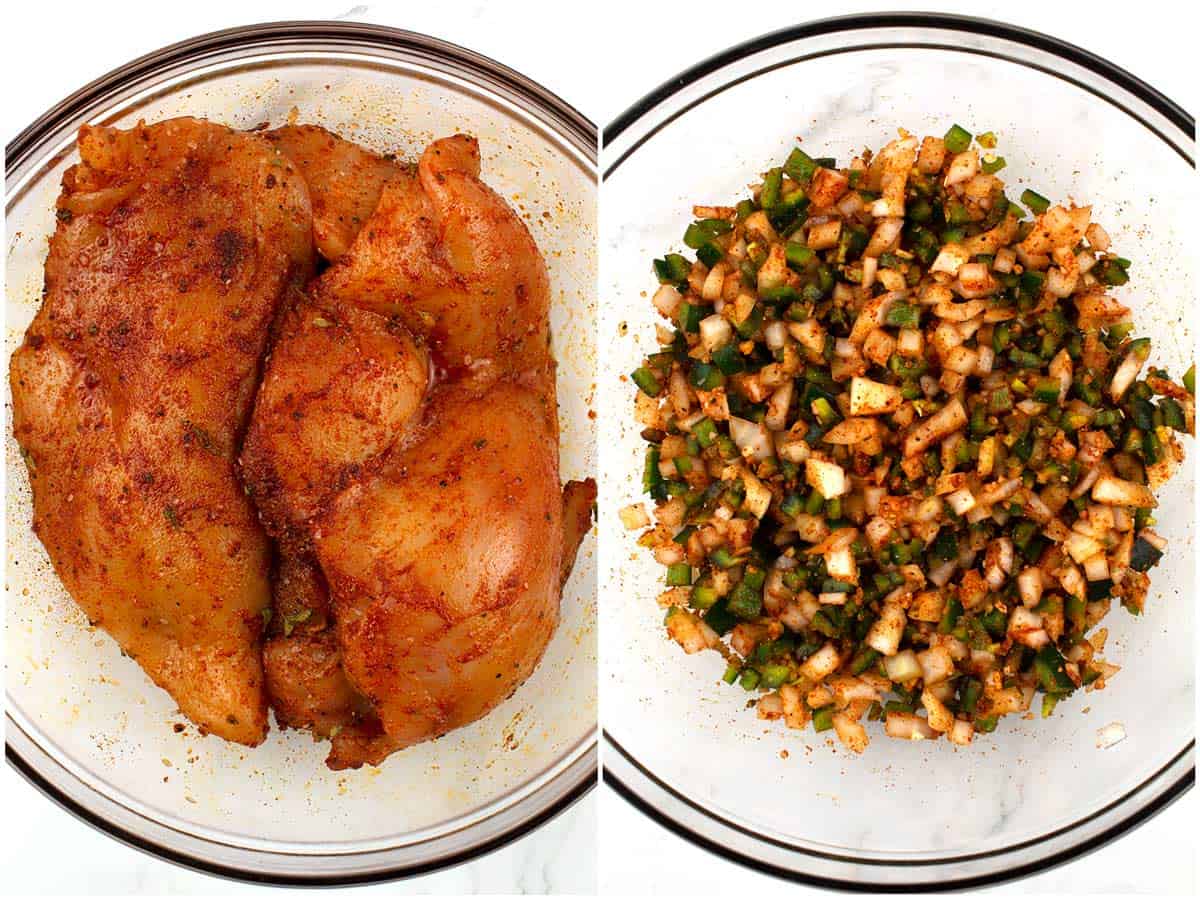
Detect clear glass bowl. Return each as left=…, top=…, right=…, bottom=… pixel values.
left=5, top=22, right=597, bottom=884
left=599, top=13, right=1194, bottom=889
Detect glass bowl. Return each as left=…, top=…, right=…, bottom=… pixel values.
left=599, top=13, right=1194, bottom=890
left=5, top=21, right=597, bottom=885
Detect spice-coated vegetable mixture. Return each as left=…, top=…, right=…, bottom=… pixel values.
left=624, top=125, right=1194, bottom=752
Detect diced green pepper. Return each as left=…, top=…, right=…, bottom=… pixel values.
left=760, top=663, right=791, bottom=689
left=693, top=421, right=719, bottom=452
left=1021, top=189, right=1051, bottom=215
left=677, top=302, right=702, bottom=333
left=759, top=168, right=783, bottom=212
left=666, top=563, right=692, bottom=586
left=690, top=584, right=719, bottom=610
left=885, top=301, right=920, bottom=328
left=944, top=124, right=972, bottom=154
left=981, top=155, right=1006, bottom=174
left=689, top=363, right=725, bottom=390
left=1129, top=536, right=1164, bottom=572
left=1033, top=645, right=1075, bottom=695
left=703, top=595, right=736, bottom=635
left=784, top=147, right=818, bottom=183
left=643, top=446, right=665, bottom=501
left=786, top=243, right=815, bottom=269
left=959, top=678, right=983, bottom=714
left=850, top=646, right=880, bottom=676
left=1032, top=377, right=1062, bottom=403
left=938, top=597, right=964, bottom=634
left=727, top=568, right=766, bottom=619
left=696, top=243, right=723, bottom=268
left=654, top=253, right=690, bottom=284
left=631, top=366, right=663, bottom=397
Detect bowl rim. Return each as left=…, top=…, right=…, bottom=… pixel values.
left=599, top=11, right=1194, bottom=891
left=5, top=19, right=597, bottom=887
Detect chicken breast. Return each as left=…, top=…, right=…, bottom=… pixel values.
left=264, top=124, right=401, bottom=262
left=317, top=377, right=563, bottom=750
left=242, top=134, right=587, bottom=768
left=319, top=135, right=552, bottom=375
left=9, top=118, right=313, bottom=744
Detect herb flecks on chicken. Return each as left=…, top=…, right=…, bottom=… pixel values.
left=626, top=125, right=1193, bottom=753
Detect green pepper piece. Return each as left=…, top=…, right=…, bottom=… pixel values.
left=1183, top=364, right=1195, bottom=395
left=1041, top=694, right=1060, bottom=718
left=780, top=493, right=805, bottom=518
left=938, top=597, right=964, bottom=634
left=759, top=167, right=783, bottom=212
left=666, top=563, right=692, bottom=586
left=1032, top=377, right=1062, bottom=403
left=810, top=610, right=841, bottom=638
left=643, top=446, right=665, bottom=501
left=760, top=663, right=791, bottom=689
left=850, top=646, right=880, bottom=676
left=786, top=243, right=815, bottom=269
left=631, top=366, right=663, bottom=397
left=944, top=124, right=972, bottom=154
left=959, top=678, right=983, bottom=714
left=696, top=243, right=723, bottom=268
left=654, top=253, right=690, bottom=284
left=1129, top=536, right=1164, bottom=572
left=784, top=147, right=818, bottom=183
left=689, top=584, right=718, bottom=611
left=727, top=568, right=766, bottom=619
left=1033, top=645, right=1075, bottom=695
left=677, top=302, right=702, bottom=333
left=980, top=608, right=1008, bottom=640
left=739, top=668, right=761, bottom=691
left=703, top=595, right=736, bottom=635
left=981, top=155, right=1007, bottom=174
left=884, top=301, right=920, bottom=329
left=812, top=707, right=835, bottom=732
left=1160, top=397, right=1186, bottom=432
left=1021, top=189, right=1051, bottom=215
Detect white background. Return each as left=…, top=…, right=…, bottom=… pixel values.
left=3, top=0, right=1197, bottom=895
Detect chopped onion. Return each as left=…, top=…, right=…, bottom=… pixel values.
left=1096, top=722, right=1126, bottom=749
left=699, top=313, right=733, bottom=351
left=652, top=283, right=683, bottom=317
left=883, top=649, right=921, bottom=682
left=729, top=417, right=774, bottom=462
left=763, top=319, right=788, bottom=351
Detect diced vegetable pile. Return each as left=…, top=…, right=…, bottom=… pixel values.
left=625, top=125, right=1194, bottom=753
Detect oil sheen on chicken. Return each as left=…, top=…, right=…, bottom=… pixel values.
left=9, top=118, right=313, bottom=744
left=243, top=131, right=592, bottom=768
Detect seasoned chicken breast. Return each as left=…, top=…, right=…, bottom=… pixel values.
left=264, top=124, right=401, bottom=262
left=243, top=133, right=590, bottom=768
left=9, top=118, right=314, bottom=744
